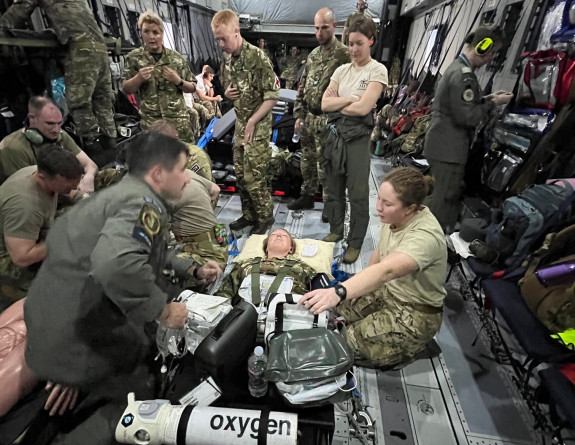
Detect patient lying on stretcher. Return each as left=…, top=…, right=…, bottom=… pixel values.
left=216, top=229, right=332, bottom=306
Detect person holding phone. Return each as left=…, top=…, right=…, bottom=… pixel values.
left=423, top=26, right=513, bottom=233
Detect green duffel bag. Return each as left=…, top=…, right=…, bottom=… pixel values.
left=265, top=327, right=353, bottom=384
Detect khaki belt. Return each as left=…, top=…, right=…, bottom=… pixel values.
left=404, top=301, right=443, bottom=314
left=179, top=227, right=217, bottom=244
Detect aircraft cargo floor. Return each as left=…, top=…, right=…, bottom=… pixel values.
left=213, top=156, right=563, bottom=445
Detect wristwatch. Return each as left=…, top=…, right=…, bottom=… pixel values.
left=334, top=283, right=347, bottom=302
left=177, top=79, right=184, bottom=89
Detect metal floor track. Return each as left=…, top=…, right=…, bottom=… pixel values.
left=213, top=156, right=557, bottom=445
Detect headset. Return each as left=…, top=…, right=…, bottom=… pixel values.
left=24, top=118, right=63, bottom=145
left=475, top=37, right=494, bottom=56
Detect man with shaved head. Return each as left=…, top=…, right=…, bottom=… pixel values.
left=288, top=8, right=349, bottom=215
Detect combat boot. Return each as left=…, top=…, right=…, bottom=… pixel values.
left=343, top=247, right=361, bottom=264
left=322, top=233, right=343, bottom=242
left=287, top=195, right=314, bottom=210
left=229, top=216, right=254, bottom=231
left=250, top=217, right=275, bottom=235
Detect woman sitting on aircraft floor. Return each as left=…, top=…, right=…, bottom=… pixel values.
left=300, top=167, right=448, bottom=368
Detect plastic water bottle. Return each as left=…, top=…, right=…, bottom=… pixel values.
left=248, top=346, right=268, bottom=398
left=292, top=123, right=303, bottom=143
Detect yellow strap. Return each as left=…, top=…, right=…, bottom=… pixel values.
left=551, top=329, right=575, bottom=349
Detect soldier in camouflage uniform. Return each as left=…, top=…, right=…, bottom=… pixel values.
left=123, top=11, right=197, bottom=143
left=258, top=38, right=274, bottom=64
left=288, top=8, right=349, bottom=213
left=299, top=168, right=447, bottom=368
left=212, top=10, right=280, bottom=235
left=342, top=0, right=372, bottom=45
left=217, top=229, right=317, bottom=303
left=0, top=0, right=117, bottom=146
left=279, top=46, right=302, bottom=89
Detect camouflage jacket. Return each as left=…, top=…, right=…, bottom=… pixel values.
left=217, top=255, right=317, bottom=302
left=344, top=11, right=373, bottom=28
left=0, top=0, right=105, bottom=45
left=280, top=55, right=302, bottom=83
left=294, top=39, right=349, bottom=119
left=123, top=47, right=196, bottom=121
left=226, top=39, right=279, bottom=145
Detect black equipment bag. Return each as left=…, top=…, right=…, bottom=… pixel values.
left=165, top=300, right=257, bottom=402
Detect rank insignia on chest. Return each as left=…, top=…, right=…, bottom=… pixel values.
left=133, top=203, right=161, bottom=247
left=462, top=88, right=475, bottom=102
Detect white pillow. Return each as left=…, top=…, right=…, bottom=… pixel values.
left=234, top=234, right=335, bottom=277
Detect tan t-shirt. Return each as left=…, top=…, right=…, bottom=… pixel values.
left=378, top=207, right=447, bottom=307
left=331, top=59, right=388, bottom=98
left=0, top=129, right=81, bottom=181
left=0, top=166, right=57, bottom=269
left=170, top=171, right=217, bottom=238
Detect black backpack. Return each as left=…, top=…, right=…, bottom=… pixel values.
left=485, top=180, right=575, bottom=269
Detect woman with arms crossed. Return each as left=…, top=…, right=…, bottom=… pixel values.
left=321, top=17, right=388, bottom=264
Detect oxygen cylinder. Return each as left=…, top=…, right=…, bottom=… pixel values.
left=115, top=393, right=298, bottom=445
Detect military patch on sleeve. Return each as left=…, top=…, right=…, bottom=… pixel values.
left=190, top=163, right=200, bottom=173
left=462, top=88, right=475, bottom=103
left=132, top=203, right=161, bottom=247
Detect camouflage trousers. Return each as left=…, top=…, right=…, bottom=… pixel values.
left=300, top=113, right=328, bottom=198
left=0, top=258, right=33, bottom=309
left=188, top=107, right=200, bottom=139
left=176, top=240, right=228, bottom=290
left=233, top=139, right=274, bottom=222
left=94, top=168, right=127, bottom=191
left=141, top=114, right=195, bottom=144
left=268, top=149, right=291, bottom=181
left=193, top=103, right=209, bottom=129
left=370, top=105, right=399, bottom=142
left=199, top=100, right=222, bottom=121
left=65, top=41, right=117, bottom=139
left=186, top=143, right=214, bottom=182
left=338, top=288, right=442, bottom=367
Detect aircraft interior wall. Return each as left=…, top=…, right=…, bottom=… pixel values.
left=401, top=0, right=544, bottom=93
left=228, top=0, right=384, bottom=25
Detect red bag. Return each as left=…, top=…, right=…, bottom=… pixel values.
left=518, top=50, right=575, bottom=111
left=392, top=106, right=431, bottom=136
